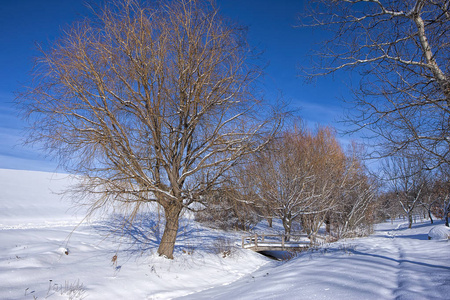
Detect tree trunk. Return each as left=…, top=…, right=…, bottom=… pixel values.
left=325, top=215, right=331, bottom=234
left=428, top=209, right=433, bottom=224
left=157, top=204, right=182, bottom=259
left=267, top=217, right=273, bottom=228
left=445, top=200, right=450, bottom=227
left=282, top=216, right=291, bottom=241
left=408, top=212, right=413, bottom=229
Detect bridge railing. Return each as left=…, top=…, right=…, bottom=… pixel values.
left=242, top=233, right=319, bottom=250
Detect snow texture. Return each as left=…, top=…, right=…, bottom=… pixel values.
left=0, top=169, right=449, bottom=299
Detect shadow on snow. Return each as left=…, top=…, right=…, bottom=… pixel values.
left=348, top=249, right=450, bottom=271
left=92, top=212, right=225, bottom=257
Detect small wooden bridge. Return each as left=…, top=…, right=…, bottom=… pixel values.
left=241, top=233, right=325, bottom=252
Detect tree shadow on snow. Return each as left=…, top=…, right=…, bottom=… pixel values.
left=93, top=212, right=218, bottom=257
left=93, top=213, right=161, bottom=254
left=394, top=234, right=429, bottom=241
left=348, top=249, right=450, bottom=271
left=392, top=221, right=443, bottom=231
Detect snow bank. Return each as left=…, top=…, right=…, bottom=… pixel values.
left=428, top=225, right=450, bottom=240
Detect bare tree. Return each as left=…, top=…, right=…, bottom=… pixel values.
left=420, top=187, right=438, bottom=224
left=378, top=190, right=407, bottom=223
left=330, top=143, right=377, bottom=238
left=299, top=126, right=348, bottom=237
left=18, top=0, right=279, bottom=259
left=248, top=126, right=347, bottom=239
left=247, top=129, right=317, bottom=238
left=381, top=152, right=428, bottom=228
left=301, top=0, right=450, bottom=169
left=432, top=167, right=450, bottom=226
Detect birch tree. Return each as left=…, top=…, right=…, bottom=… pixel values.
left=302, top=0, right=450, bottom=169
left=18, top=0, right=278, bottom=259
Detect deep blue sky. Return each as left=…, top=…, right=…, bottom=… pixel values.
left=0, top=0, right=352, bottom=172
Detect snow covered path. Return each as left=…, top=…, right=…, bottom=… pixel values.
left=179, top=220, right=450, bottom=300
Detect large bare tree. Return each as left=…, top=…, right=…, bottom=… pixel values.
left=18, top=0, right=278, bottom=259
left=301, top=0, right=450, bottom=169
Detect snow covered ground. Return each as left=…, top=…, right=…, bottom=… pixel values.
left=0, top=168, right=449, bottom=299
left=180, top=221, right=450, bottom=300
left=0, top=169, right=268, bottom=299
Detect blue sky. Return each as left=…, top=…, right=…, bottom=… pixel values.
left=0, top=0, right=353, bottom=172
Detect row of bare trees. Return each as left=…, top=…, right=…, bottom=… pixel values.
left=249, top=126, right=376, bottom=239
left=198, top=138, right=450, bottom=238
left=197, top=125, right=377, bottom=239
left=380, top=153, right=450, bottom=228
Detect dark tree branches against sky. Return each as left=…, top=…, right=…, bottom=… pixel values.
left=301, top=0, right=450, bottom=170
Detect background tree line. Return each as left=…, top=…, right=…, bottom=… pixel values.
left=379, top=153, right=450, bottom=228
left=197, top=124, right=377, bottom=240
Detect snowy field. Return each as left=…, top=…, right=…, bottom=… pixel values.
left=0, top=169, right=449, bottom=299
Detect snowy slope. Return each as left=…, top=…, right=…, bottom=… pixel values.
left=0, top=168, right=449, bottom=299
left=0, top=169, right=82, bottom=228
left=0, top=169, right=268, bottom=300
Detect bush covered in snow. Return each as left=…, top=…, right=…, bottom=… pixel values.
left=428, top=225, right=450, bottom=240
